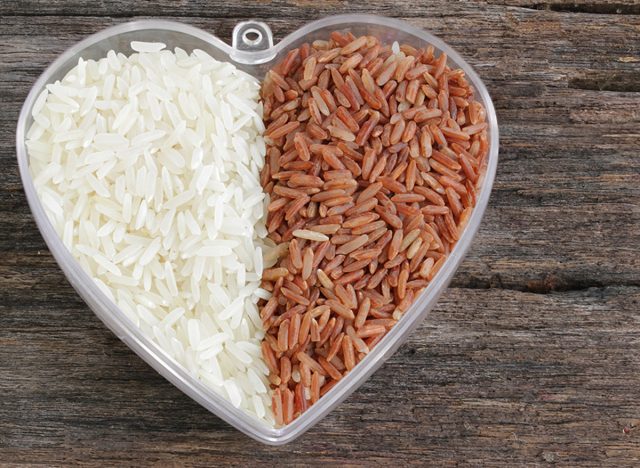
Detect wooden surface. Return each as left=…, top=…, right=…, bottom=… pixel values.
left=1, top=1, right=639, bottom=465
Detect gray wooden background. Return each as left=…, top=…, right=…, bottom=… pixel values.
left=1, top=1, right=639, bottom=466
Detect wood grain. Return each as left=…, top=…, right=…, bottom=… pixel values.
left=1, top=0, right=639, bottom=465
left=2, top=0, right=639, bottom=17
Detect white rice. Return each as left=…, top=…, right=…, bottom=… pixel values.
left=27, top=42, right=277, bottom=425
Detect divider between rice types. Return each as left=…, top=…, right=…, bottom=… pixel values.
left=27, top=42, right=276, bottom=424
left=259, top=31, right=488, bottom=425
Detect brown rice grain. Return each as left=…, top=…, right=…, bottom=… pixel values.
left=335, top=234, right=369, bottom=255
left=266, top=120, right=300, bottom=140
left=310, top=372, right=321, bottom=403
left=325, top=299, right=356, bottom=320
left=296, top=351, right=326, bottom=376
left=342, top=335, right=356, bottom=371
left=355, top=296, right=371, bottom=329
left=346, top=325, right=370, bottom=354
left=327, top=333, right=345, bottom=361
left=356, top=324, right=387, bottom=338
left=318, top=356, right=343, bottom=381
left=301, top=247, right=314, bottom=281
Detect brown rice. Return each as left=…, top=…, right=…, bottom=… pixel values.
left=259, top=31, right=488, bottom=425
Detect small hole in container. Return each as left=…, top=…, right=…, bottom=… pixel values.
left=242, top=28, right=262, bottom=47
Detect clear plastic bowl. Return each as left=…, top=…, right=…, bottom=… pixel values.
left=16, top=14, right=499, bottom=445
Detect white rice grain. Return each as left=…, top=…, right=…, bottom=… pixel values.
left=28, top=43, right=273, bottom=424
left=131, top=41, right=167, bottom=53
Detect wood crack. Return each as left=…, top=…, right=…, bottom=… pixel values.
left=451, top=276, right=640, bottom=294
left=520, top=3, right=640, bottom=15
left=568, top=73, right=640, bottom=93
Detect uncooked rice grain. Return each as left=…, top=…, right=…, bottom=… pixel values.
left=27, top=42, right=276, bottom=424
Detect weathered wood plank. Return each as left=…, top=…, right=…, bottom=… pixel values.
left=1, top=0, right=639, bottom=17
left=1, top=1, right=639, bottom=465
left=493, top=0, right=640, bottom=14
left=1, top=287, right=638, bottom=465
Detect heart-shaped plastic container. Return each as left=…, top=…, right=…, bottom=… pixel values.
left=16, top=14, right=498, bottom=445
